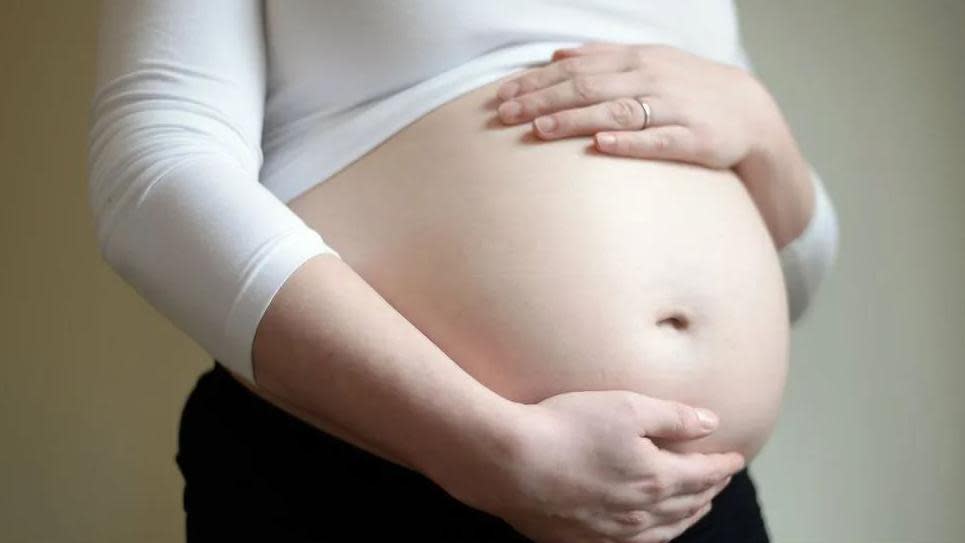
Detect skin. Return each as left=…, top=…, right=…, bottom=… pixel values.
left=247, top=42, right=806, bottom=542
left=494, top=42, right=816, bottom=251
left=249, top=255, right=745, bottom=543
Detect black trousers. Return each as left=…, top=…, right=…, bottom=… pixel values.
left=176, top=362, right=771, bottom=542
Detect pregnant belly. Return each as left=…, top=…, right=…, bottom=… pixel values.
left=288, top=74, right=789, bottom=462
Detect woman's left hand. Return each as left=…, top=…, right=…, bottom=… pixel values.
left=494, top=41, right=781, bottom=170
left=495, top=40, right=819, bottom=251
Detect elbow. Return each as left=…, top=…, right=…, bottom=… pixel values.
left=784, top=170, right=841, bottom=324
left=86, top=100, right=260, bottom=274
left=811, top=170, right=841, bottom=295
left=86, top=58, right=264, bottom=270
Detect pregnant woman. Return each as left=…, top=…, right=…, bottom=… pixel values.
left=87, top=1, right=838, bottom=542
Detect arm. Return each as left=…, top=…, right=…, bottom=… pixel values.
left=88, top=4, right=752, bottom=540
left=87, top=0, right=517, bottom=485
left=732, top=41, right=841, bottom=323
left=733, top=130, right=840, bottom=324
left=249, top=253, right=521, bottom=485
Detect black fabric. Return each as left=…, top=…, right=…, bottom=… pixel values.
left=176, top=362, right=771, bottom=542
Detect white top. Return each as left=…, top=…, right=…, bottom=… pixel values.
left=87, top=0, right=839, bottom=383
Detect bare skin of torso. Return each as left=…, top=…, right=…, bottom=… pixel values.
left=279, top=72, right=789, bottom=462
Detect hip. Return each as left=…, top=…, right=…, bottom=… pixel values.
left=177, top=362, right=770, bottom=542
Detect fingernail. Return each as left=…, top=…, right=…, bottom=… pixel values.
left=534, top=116, right=557, bottom=133
left=499, top=101, right=521, bottom=119
left=597, top=133, right=615, bottom=146
left=499, top=82, right=520, bottom=100
left=696, top=408, right=718, bottom=430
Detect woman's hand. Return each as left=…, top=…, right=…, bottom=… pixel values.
left=496, top=41, right=775, bottom=168
left=495, top=41, right=817, bottom=249
left=460, top=390, right=745, bottom=543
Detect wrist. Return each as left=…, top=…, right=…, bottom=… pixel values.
left=414, top=391, right=530, bottom=511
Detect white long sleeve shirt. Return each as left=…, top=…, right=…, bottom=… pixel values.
left=87, top=0, right=839, bottom=383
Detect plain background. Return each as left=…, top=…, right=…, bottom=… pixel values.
left=1, top=1, right=962, bottom=541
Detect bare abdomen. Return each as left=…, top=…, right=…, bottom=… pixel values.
left=288, top=75, right=789, bottom=461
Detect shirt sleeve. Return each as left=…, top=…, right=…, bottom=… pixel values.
left=733, top=39, right=841, bottom=324
left=779, top=165, right=840, bottom=323
left=86, top=0, right=342, bottom=383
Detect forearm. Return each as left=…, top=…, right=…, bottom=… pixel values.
left=734, top=119, right=816, bottom=251
left=248, top=252, right=522, bottom=494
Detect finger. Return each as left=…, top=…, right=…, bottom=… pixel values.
left=630, top=501, right=713, bottom=543
left=597, top=508, right=660, bottom=540
left=499, top=71, right=650, bottom=124
left=597, top=477, right=720, bottom=541
left=633, top=396, right=719, bottom=440
left=497, top=52, right=633, bottom=101
left=496, top=51, right=635, bottom=100
left=533, top=95, right=679, bottom=140
left=652, top=449, right=745, bottom=497
left=595, top=125, right=703, bottom=164
left=648, top=474, right=731, bottom=522
left=551, top=41, right=631, bottom=61
left=493, top=66, right=542, bottom=97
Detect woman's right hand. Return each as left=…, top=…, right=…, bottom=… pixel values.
left=467, top=390, right=745, bottom=543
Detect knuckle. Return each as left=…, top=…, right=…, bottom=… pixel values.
left=706, top=475, right=722, bottom=491
left=607, top=98, right=640, bottom=128
left=666, top=402, right=693, bottom=433
left=525, top=96, right=547, bottom=117
left=702, top=470, right=722, bottom=489
left=644, top=473, right=671, bottom=498
left=558, top=57, right=582, bottom=76
left=572, top=75, right=599, bottom=101
left=649, top=500, right=676, bottom=519
left=513, top=78, right=531, bottom=95
left=617, top=391, right=641, bottom=419
left=651, top=132, right=675, bottom=152
left=614, top=509, right=648, bottom=527
left=638, top=70, right=659, bottom=89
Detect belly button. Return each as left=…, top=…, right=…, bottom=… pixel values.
left=655, top=309, right=692, bottom=332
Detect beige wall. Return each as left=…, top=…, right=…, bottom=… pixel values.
left=736, top=1, right=965, bottom=541
left=0, top=1, right=961, bottom=542
left=1, top=3, right=205, bottom=541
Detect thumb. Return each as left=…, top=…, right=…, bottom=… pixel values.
left=635, top=396, right=719, bottom=440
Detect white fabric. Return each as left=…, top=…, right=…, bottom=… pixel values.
left=87, top=0, right=838, bottom=383
left=781, top=165, right=840, bottom=322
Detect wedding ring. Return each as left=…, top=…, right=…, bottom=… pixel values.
left=634, top=96, right=651, bottom=130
